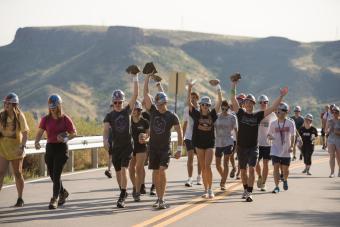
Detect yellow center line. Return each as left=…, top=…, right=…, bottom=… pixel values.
left=133, top=157, right=329, bottom=227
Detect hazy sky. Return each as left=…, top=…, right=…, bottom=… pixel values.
left=1, top=0, right=340, bottom=46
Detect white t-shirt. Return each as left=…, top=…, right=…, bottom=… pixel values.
left=269, top=118, right=296, bottom=158
left=258, top=112, right=277, bottom=147
left=323, top=111, right=333, bottom=121
left=183, top=106, right=194, bottom=140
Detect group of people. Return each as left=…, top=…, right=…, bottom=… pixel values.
left=0, top=63, right=340, bottom=211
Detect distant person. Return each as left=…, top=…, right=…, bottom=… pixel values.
left=321, top=105, right=330, bottom=149
left=103, top=66, right=139, bottom=208
left=290, top=105, right=304, bottom=160
left=183, top=91, right=202, bottom=187
left=325, top=105, right=340, bottom=178
left=0, top=93, right=29, bottom=207
left=256, top=95, right=277, bottom=191
left=299, top=114, right=318, bottom=175
left=35, top=94, right=77, bottom=209
left=268, top=103, right=295, bottom=194
left=230, top=77, right=288, bottom=202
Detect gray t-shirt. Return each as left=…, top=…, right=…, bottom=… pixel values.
left=215, top=113, right=238, bottom=148
left=327, top=119, right=340, bottom=145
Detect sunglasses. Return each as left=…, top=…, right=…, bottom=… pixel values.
left=277, top=109, right=287, bottom=114
left=201, top=103, right=211, bottom=107
left=113, top=101, right=123, bottom=105
left=259, top=101, right=268, bottom=104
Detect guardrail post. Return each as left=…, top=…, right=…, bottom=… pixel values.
left=39, top=153, right=47, bottom=176
left=66, top=150, right=74, bottom=172
left=91, top=148, right=99, bottom=168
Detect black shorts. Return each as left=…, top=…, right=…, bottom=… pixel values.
left=258, top=146, right=271, bottom=160
left=133, top=145, right=147, bottom=156
left=184, top=139, right=196, bottom=153
left=215, top=145, right=234, bottom=158
left=271, top=155, right=291, bottom=166
left=112, top=146, right=133, bottom=172
left=237, top=146, right=258, bottom=169
left=148, top=149, right=171, bottom=170
left=193, top=139, right=214, bottom=150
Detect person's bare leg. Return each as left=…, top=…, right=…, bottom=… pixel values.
left=129, top=156, right=136, bottom=188
left=230, top=152, right=236, bottom=169
left=159, top=167, right=167, bottom=200
left=120, top=167, right=128, bottom=190
left=223, top=155, right=230, bottom=184
left=205, top=149, right=214, bottom=189
left=153, top=170, right=160, bottom=198
left=135, top=153, right=147, bottom=193
left=262, top=159, right=269, bottom=184
left=215, top=156, right=223, bottom=178
left=282, top=165, right=289, bottom=181
left=196, top=149, right=207, bottom=191
left=248, top=166, right=255, bottom=189
left=273, top=163, right=280, bottom=187
left=328, top=145, right=336, bottom=174
left=0, top=156, right=9, bottom=190
left=187, top=150, right=194, bottom=178
left=256, top=161, right=261, bottom=178
left=11, top=159, right=24, bottom=198
left=240, top=168, right=248, bottom=186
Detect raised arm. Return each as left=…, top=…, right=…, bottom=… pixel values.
left=143, top=74, right=152, bottom=111
left=215, top=86, right=222, bottom=113
left=156, top=82, right=164, bottom=92
left=187, top=82, right=194, bottom=112
left=230, top=81, right=240, bottom=113
left=128, top=73, right=139, bottom=109
left=264, top=87, right=288, bottom=117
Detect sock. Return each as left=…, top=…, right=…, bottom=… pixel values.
left=243, top=184, right=248, bottom=190
left=247, top=187, right=253, bottom=193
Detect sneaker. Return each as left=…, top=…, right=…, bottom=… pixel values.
left=117, top=197, right=125, bottom=208
left=14, top=197, right=24, bottom=207
left=104, top=170, right=112, bottom=178
left=302, top=168, right=307, bottom=173
left=185, top=178, right=193, bottom=187
left=260, top=183, right=267, bottom=192
left=329, top=174, right=335, bottom=178
left=140, top=184, right=146, bottom=195
left=283, top=180, right=288, bottom=191
left=208, top=189, right=215, bottom=199
left=241, top=189, right=247, bottom=199
left=272, top=187, right=280, bottom=194
left=307, top=171, right=312, bottom=176
left=158, top=200, right=168, bottom=209
left=201, top=191, right=209, bottom=199
left=230, top=168, right=236, bottom=178
left=257, top=176, right=262, bottom=189
left=196, top=175, right=203, bottom=185
left=245, top=192, right=253, bottom=202
left=150, top=184, right=156, bottom=196
left=49, top=197, right=58, bottom=209
left=58, top=189, right=69, bottom=205
left=133, top=192, right=141, bottom=202
left=152, top=199, right=160, bottom=208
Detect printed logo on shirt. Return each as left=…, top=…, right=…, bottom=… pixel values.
left=198, top=117, right=213, bottom=131
left=240, top=115, right=258, bottom=127
left=153, top=116, right=166, bottom=134
left=115, top=115, right=128, bottom=133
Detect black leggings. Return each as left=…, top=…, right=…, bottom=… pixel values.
left=45, top=143, right=68, bottom=198
left=301, top=145, right=314, bottom=166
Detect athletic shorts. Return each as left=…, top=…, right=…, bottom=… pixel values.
left=148, top=149, right=171, bottom=170
left=258, top=146, right=271, bottom=160
left=184, top=139, right=196, bottom=153
left=112, top=146, right=133, bottom=172
left=215, top=145, right=234, bottom=158
left=133, top=146, right=147, bottom=156
left=237, top=146, right=258, bottom=169
left=271, top=155, right=291, bottom=166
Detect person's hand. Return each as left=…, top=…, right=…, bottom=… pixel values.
left=280, top=87, right=289, bottom=97
left=186, top=79, right=196, bottom=88
left=175, top=145, right=182, bottom=159
left=35, top=142, right=41, bottom=150
left=138, top=133, right=147, bottom=144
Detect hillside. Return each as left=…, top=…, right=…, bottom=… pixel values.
left=0, top=25, right=339, bottom=125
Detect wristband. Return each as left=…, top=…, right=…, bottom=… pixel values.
left=63, top=137, right=69, bottom=143
left=177, top=145, right=183, bottom=152
left=133, top=74, right=139, bottom=82
left=215, top=84, right=221, bottom=91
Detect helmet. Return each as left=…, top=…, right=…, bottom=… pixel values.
left=134, top=100, right=143, bottom=110
left=258, top=94, right=269, bottom=103
left=236, top=93, right=246, bottom=100
left=154, top=92, right=168, bottom=105
left=305, top=113, right=313, bottom=121
left=333, top=105, right=340, bottom=113
left=3, top=92, right=19, bottom=104
left=48, top=94, right=62, bottom=109
left=199, top=96, right=212, bottom=105
left=278, top=102, right=289, bottom=112
left=245, top=94, right=256, bottom=104
left=294, top=105, right=301, bottom=112
left=112, top=89, right=125, bottom=101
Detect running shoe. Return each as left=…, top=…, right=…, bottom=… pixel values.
left=133, top=192, right=141, bottom=202
left=196, top=175, right=203, bottom=185
left=208, top=189, right=215, bottom=199
left=329, top=174, right=335, bottom=178
left=230, top=168, right=236, bottom=178
left=302, top=168, right=307, bottom=173
left=272, top=187, right=280, bottom=194
left=158, top=200, right=168, bottom=209
left=14, top=197, right=24, bottom=207
left=49, top=197, right=58, bottom=209
left=283, top=180, right=288, bottom=191
left=117, top=197, right=125, bottom=208
left=245, top=192, right=253, bottom=202
left=104, top=170, right=112, bottom=178
left=150, top=184, right=156, bottom=196
left=185, top=178, right=193, bottom=187
left=307, top=171, right=312, bottom=176
left=152, top=199, right=160, bottom=208
left=201, top=191, right=209, bottom=199
left=58, top=189, right=69, bottom=205
left=140, top=184, right=146, bottom=195
left=260, top=183, right=267, bottom=192
left=241, top=189, right=247, bottom=199
left=257, top=176, right=263, bottom=189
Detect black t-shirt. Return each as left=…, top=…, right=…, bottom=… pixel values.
left=103, top=105, right=132, bottom=148
left=190, top=108, right=218, bottom=147
left=149, top=105, right=179, bottom=151
left=299, top=126, right=318, bottom=146
left=291, top=116, right=304, bottom=130
left=237, top=108, right=265, bottom=148
left=142, top=111, right=150, bottom=122
left=131, top=117, right=150, bottom=150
